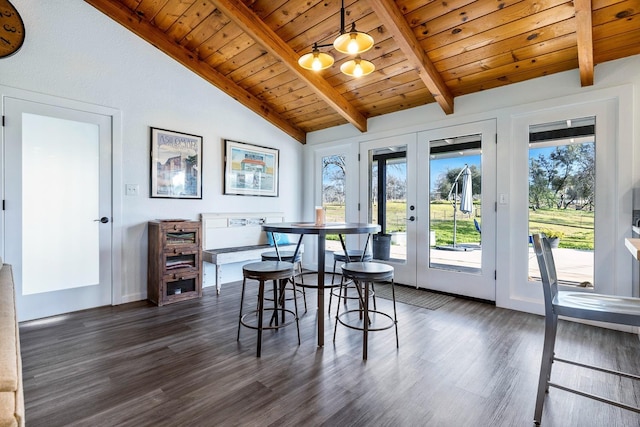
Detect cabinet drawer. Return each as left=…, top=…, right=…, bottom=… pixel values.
left=163, top=249, right=201, bottom=273
left=160, top=272, right=201, bottom=305
left=163, top=227, right=200, bottom=248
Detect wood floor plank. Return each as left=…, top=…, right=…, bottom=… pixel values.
left=18, top=283, right=640, bottom=426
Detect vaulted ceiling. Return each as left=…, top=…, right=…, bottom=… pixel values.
left=85, top=0, right=640, bottom=143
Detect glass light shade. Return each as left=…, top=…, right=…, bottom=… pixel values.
left=333, top=29, right=374, bottom=54
left=298, top=50, right=334, bottom=71
left=340, top=57, right=375, bottom=77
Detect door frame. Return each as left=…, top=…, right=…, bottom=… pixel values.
left=501, top=95, right=631, bottom=313
left=0, top=86, right=123, bottom=312
left=496, top=86, right=634, bottom=314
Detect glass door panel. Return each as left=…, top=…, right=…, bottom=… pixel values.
left=429, top=135, right=482, bottom=273
left=360, top=134, right=417, bottom=286
left=322, top=154, right=346, bottom=251
left=370, top=149, right=408, bottom=262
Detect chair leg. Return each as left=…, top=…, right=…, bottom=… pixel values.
left=333, top=274, right=346, bottom=342
left=237, top=277, right=247, bottom=341
left=268, top=279, right=280, bottom=327
left=279, top=279, right=287, bottom=324
left=291, top=273, right=301, bottom=345
left=391, top=279, right=399, bottom=348
left=329, top=260, right=337, bottom=313
left=371, top=282, right=377, bottom=310
left=297, top=261, right=307, bottom=312
left=363, top=280, right=369, bottom=360
left=534, top=314, right=558, bottom=425
left=256, top=280, right=265, bottom=358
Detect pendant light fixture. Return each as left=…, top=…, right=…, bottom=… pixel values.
left=297, top=0, right=374, bottom=77
left=297, top=43, right=334, bottom=71
left=340, top=55, right=375, bottom=77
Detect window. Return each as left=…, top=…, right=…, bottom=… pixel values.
left=528, top=117, right=595, bottom=287
left=322, top=154, right=346, bottom=250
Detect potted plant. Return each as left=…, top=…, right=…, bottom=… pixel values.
left=540, top=228, right=565, bottom=248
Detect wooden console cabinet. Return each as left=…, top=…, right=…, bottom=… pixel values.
left=148, top=219, right=202, bottom=306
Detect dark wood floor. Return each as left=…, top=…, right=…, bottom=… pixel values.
left=19, top=283, right=640, bottom=427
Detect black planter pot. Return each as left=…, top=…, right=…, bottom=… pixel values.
left=372, top=233, right=391, bottom=260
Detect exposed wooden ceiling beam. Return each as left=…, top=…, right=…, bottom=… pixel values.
left=209, top=0, right=368, bottom=133
left=84, top=0, right=307, bottom=144
left=370, top=0, right=454, bottom=115
left=574, top=0, right=594, bottom=86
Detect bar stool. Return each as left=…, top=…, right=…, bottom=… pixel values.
left=333, top=262, right=398, bottom=360
left=328, top=249, right=374, bottom=313
left=237, top=261, right=300, bottom=357
left=261, top=250, right=306, bottom=312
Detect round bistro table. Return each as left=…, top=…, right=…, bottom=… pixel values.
left=262, top=222, right=380, bottom=347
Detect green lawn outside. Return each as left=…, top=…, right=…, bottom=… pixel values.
left=325, top=202, right=594, bottom=249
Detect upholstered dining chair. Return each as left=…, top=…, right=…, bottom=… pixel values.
left=531, top=233, right=640, bottom=425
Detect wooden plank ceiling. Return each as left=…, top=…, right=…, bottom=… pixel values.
left=85, top=0, right=640, bottom=143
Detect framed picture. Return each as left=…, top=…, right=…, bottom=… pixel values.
left=150, top=127, right=202, bottom=199
left=224, top=140, right=279, bottom=197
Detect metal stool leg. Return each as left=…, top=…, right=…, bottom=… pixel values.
left=237, top=277, right=247, bottom=341
left=333, top=274, right=347, bottom=342
left=328, top=259, right=338, bottom=313
left=391, top=279, right=398, bottom=348
left=291, top=273, right=301, bottom=345
left=256, top=279, right=265, bottom=357
left=297, top=261, right=307, bottom=312
left=363, top=279, right=370, bottom=360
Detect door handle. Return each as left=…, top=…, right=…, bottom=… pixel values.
left=407, top=216, right=415, bottom=222
left=94, top=217, right=109, bottom=223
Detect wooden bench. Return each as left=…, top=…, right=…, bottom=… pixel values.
left=201, top=212, right=302, bottom=294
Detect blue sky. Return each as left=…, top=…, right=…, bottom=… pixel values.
left=430, top=155, right=480, bottom=191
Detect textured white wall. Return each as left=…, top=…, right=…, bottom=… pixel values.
left=0, top=1, right=304, bottom=302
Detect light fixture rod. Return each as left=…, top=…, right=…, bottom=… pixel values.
left=340, top=0, right=346, bottom=34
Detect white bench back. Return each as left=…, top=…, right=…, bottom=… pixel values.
left=200, top=212, right=285, bottom=250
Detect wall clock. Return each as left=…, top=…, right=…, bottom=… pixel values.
left=0, top=0, right=25, bottom=58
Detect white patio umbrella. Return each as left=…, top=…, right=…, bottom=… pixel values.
left=447, top=164, right=472, bottom=249
left=460, top=165, right=473, bottom=215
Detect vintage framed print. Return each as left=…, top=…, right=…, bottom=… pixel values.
left=224, top=140, right=279, bottom=197
left=150, top=127, right=202, bottom=199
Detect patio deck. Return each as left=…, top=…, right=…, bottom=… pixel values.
left=327, top=240, right=594, bottom=286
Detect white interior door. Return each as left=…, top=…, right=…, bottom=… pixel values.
left=3, top=97, right=113, bottom=321
left=417, top=120, right=497, bottom=300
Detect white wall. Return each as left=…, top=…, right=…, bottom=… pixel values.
left=0, top=1, right=304, bottom=303
left=305, top=54, right=640, bottom=314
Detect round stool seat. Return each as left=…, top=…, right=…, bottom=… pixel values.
left=243, top=261, right=294, bottom=281
left=261, top=251, right=301, bottom=263
left=341, top=262, right=393, bottom=281
left=333, top=250, right=372, bottom=263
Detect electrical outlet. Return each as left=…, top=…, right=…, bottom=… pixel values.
left=125, top=184, right=139, bottom=196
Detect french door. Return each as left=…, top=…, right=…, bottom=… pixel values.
left=360, top=120, right=496, bottom=300
left=417, top=121, right=496, bottom=300
left=3, top=97, right=113, bottom=321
